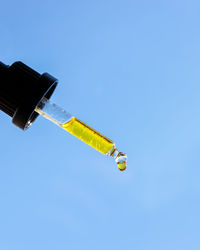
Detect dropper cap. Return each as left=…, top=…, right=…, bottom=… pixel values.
left=0, top=61, right=58, bottom=130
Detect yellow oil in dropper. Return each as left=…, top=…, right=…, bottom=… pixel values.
left=61, top=117, right=127, bottom=171
left=35, top=98, right=127, bottom=171
left=61, top=117, right=113, bottom=154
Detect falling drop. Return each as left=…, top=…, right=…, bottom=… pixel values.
left=117, top=161, right=127, bottom=171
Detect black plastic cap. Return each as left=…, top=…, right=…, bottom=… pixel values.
left=0, top=61, right=58, bottom=130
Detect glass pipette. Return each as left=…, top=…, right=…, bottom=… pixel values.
left=35, top=97, right=127, bottom=171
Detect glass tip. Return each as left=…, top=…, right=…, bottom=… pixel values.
left=111, top=149, right=127, bottom=171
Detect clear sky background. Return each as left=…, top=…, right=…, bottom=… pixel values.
left=1, top=0, right=200, bottom=249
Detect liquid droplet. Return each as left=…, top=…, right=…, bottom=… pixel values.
left=117, top=161, right=127, bottom=171
left=115, top=152, right=127, bottom=171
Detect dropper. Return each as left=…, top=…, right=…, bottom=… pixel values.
left=0, top=61, right=127, bottom=171
left=35, top=97, right=127, bottom=171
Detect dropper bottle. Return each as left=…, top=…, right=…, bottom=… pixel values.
left=0, top=61, right=127, bottom=171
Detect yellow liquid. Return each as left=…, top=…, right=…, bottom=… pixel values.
left=61, top=117, right=114, bottom=155
left=117, top=162, right=127, bottom=171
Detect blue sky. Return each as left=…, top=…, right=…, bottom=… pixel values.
left=1, top=0, right=200, bottom=249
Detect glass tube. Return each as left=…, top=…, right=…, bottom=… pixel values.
left=35, top=97, right=127, bottom=171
